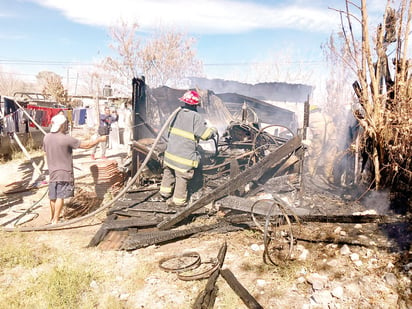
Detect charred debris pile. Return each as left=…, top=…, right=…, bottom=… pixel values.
left=87, top=80, right=410, bottom=261
left=89, top=82, right=308, bottom=252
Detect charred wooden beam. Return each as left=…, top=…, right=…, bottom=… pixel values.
left=112, top=208, right=175, bottom=217
left=158, top=135, right=302, bottom=230
left=294, top=221, right=411, bottom=250
left=107, top=190, right=161, bottom=215
left=193, top=241, right=227, bottom=309
left=272, top=148, right=303, bottom=177
left=88, top=213, right=162, bottom=248
left=217, top=196, right=408, bottom=224
left=101, top=217, right=161, bottom=230
left=217, top=195, right=307, bottom=217
left=131, top=140, right=160, bottom=161
left=87, top=214, right=117, bottom=247
left=110, top=202, right=176, bottom=215
left=121, top=223, right=221, bottom=251
left=220, top=268, right=264, bottom=309
left=298, top=214, right=408, bottom=224
left=303, top=96, right=310, bottom=140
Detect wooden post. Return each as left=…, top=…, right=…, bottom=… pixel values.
left=193, top=242, right=227, bottom=309
left=12, top=132, right=43, bottom=185
left=220, top=269, right=263, bottom=309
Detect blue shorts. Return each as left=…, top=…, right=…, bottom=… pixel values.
left=48, top=182, right=74, bottom=200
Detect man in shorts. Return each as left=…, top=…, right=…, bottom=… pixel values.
left=43, top=114, right=106, bottom=224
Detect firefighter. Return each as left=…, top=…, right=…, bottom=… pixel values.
left=160, top=90, right=217, bottom=206
left=306, top=105, right=337, bottom=183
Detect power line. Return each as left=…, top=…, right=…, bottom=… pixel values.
left=204, top=60, right=324, bottom=66
left=0, top=58, right=325, bottom=67
left=0, top=59, right=94, bottom=66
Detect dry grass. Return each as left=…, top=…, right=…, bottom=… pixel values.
left=0, top=232, right=51, bottom=271
left=0, top=231, right=128, bottom=309
left=0, top=224, right=408, bottom=308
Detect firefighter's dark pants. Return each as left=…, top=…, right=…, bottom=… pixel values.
left=160, top=166, right=194, bottom=206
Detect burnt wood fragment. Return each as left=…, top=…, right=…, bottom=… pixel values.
left=87, top=214, right=117, bottom=247
left=220, top=268, right=264, bottom=309
left=110, top=202, right=176, bottom=215
left=218, top=196, right=407, bottom=224
left=107, top=191, right=159, bottom=215
left=102, top=217, right=161, bottom=230
left=112, top=209, right=173, bottom=217
left=121, top=223, right=221, bottom=251
left=295, top=221, right=411, bottom=250
left=217, top=196, right=284, bottom=216
left=272, top=148, right=303, bottom=177
left=299, top=214, right=408, bottom=224
left=158, top=135, right=302, bottom=230
left=193, top=242, right=227, bottom=309
left=229, top=158, right=242, bottom=195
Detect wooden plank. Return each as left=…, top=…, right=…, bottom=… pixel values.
left=218, top=197, right=407, bottom=224
left=87, top=214, right=117, bottom=247
left=103, top=217, right=161, bottom=230
left=98, top=230, right=129, bottom=251
left=121, top=223, right=221, bottom=251
left=193, top=242, right=227, bottom=309
left=220, top=268, right=263, bottom=309
left=158, top=135, right=302, bottom=230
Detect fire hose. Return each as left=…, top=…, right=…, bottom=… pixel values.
left=2, top=107, right=183, bottom=232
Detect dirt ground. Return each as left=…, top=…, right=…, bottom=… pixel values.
left=0, top=131, right=411, bottom=309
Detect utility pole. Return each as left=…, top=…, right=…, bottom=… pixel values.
left=66, top=67, right=70, bottom=93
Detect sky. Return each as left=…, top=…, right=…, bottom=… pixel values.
left=0, top=0, right=388, bottom=93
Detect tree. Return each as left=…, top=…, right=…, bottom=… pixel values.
left=101, top=21, right=203, bottom=93
left=36, top=71, right=66, bottom=103
left=139, top=29, right=203, bottom=87
left=101, top=21, right=141, bottom=95
left=0, top=67, right=32, bottom=96
left=333, top=0, right=412, bottom=201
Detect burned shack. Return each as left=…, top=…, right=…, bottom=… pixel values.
left=216, top=93, right=299, bottom=136
left=85, top=78, right=409, bottom=263
left=86, top=77, right=310, bottom=253
left=188, top=77, right=312, bottom=102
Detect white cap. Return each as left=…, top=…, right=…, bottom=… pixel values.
left=50, top=114, right=67, bottom=133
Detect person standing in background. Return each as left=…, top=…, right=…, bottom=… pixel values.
left=306, top=105, right=337, bottom=183
left=109, top=108, right=120, bottom=150
left=91, top=107, right=116, bottom=160
left=122, top=102, right=133, bottom=155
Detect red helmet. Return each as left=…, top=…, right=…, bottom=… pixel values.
left=179, top=90, right=200, bottom=105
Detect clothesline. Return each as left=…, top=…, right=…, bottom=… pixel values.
left=1, top=97, right=94, bottom=135
left=1, top=97, right=131, bottom=136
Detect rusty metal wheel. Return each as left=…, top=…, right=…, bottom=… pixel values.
left=251, top=197, right=300, bottom=265
left=177, top=258, right=219, bottom=281
left=158, top=252, right=201, bottom=273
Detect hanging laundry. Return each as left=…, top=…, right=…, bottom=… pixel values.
left=26, top=105, right=67, bottom=128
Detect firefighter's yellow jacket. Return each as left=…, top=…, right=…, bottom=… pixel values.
left=164, top=107, right=216, bottom=173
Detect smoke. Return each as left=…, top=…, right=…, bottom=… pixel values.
left=361, top=190, right=391, bottom=214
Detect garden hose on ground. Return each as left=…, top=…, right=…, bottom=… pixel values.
left=13, top=188, right=49, bottom=227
